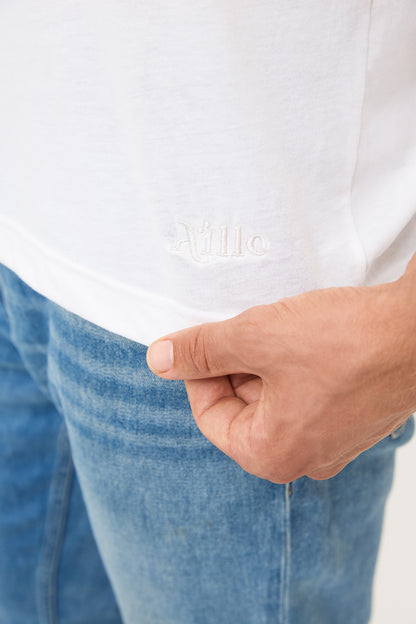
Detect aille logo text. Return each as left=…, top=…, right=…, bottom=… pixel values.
left=172, top=220, right=270, bottom=264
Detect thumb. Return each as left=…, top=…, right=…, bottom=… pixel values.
left=146, top=314, right=253, bottom=380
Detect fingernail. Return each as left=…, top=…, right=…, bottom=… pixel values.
left=147, top=340, right=174, bottom=372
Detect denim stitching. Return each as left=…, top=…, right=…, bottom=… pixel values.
left=279, top=483, right=292, bottom=623
left=36, top=424, right=74, bottom=624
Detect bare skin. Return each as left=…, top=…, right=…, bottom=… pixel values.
left=146, top=253, right=416, bottom=483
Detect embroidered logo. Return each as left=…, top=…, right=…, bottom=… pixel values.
left=172, top=220, right=269, bottom=264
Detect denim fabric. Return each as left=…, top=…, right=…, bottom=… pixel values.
left=0, top=262, right=414, bottom=624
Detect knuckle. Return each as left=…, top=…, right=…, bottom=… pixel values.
left=248, top=436, right=307, bottom=484
left=307, top=467, right=338, bottom=481
left=270, top=440, right=322, bottom=483
left=266, top=461, right=302, bottom=484
left=247, top=414, right=352, bottom=483
left=234, top=306, right=278, bottom=371
left=270, top=298, right=293, bottom=321
left=186, top=324, right=212, bottom=375
left=231, top=313, right=259, bottom=356
left=307, top=459, right=349, bottom=481
left=270, top=455, right=305, bottom=483
left=269, top=297, right=304, bottom=328
left=236, top=306, right=267, bottom=339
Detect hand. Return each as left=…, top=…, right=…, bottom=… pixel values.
left=146, top=264, right=416, bottom=483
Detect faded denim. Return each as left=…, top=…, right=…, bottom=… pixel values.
left=0, top=262, right=414, bottom=624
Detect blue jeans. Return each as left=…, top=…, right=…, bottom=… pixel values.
left=0, top=262, right=414, bottom=624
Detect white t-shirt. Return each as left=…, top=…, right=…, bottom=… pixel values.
left=0, top=1, right=415, bottom=346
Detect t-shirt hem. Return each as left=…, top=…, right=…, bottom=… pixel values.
left=0, top=217, right=225, bottom=346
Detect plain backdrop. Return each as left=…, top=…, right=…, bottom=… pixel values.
left=370, top=424, right=416, bottom=623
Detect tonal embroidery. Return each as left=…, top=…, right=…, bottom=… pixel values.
left=172, top=220, right=269, bottom=263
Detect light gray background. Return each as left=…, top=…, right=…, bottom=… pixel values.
left=370, top=427, right=416, bottom=623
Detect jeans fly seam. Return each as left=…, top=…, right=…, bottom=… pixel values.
left=279, top=483, right=291, bottom=624
left=36, top=424, right=74, bottom=624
